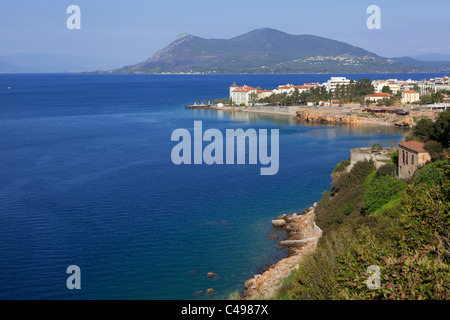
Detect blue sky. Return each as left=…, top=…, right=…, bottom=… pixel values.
left=1, top=0, right=449, bottom=65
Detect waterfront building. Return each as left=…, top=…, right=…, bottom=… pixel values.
left=229, top=84, right=257, bottom=106
left=257, top=89, right=273, bottom=100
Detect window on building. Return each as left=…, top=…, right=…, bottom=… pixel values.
left=411, top=154, right=414, bottom=165
left=406, top=152, right=408, bottom=165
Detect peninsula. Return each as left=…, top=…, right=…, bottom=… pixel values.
left=187, top=75, right=450, bottom=128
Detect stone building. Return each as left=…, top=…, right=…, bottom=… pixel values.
left=398, top=141, right=431, bottom=179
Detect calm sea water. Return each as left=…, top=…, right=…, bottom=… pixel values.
left=0, top=73, right=439, bottom=300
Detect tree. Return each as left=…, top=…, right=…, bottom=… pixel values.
left=382, top=85, right=392, bottom=93
left=432, top=110, right=450, bottom=148
left=424, top=140, right=444, bottom=161
left=410, top=118, right=435, bottom=142
left=371, top=143, right=383, bottom=151
left=249, top=92, right=258, bottom=105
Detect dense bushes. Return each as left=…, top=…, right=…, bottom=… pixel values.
left=364, top=176, right=406, bottom=215
left=407, top=110, right=450, bottom=148
left=376, top=163, right=397, bottom=178
left=332, top=159, right=350, bottom=174
left=413, top=160, right=450, bottom=186
left=286, top=112, right=450, bottom=300
left=287, top=157, right=450, bottom=300
left=315, top=160, right=375, bottom=229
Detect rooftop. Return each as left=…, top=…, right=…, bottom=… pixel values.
left=399, top=141, right=427, bottom=153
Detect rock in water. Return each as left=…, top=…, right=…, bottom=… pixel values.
left=272, top=219, right=286, bottom=227
left=207, top=272, right=219, bottom=279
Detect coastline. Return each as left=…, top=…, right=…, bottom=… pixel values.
left=242, top=205, right=322, bottom=300
left=185, top=103, right=416, bottom=300
left=186, top=104, right=439, bottom=128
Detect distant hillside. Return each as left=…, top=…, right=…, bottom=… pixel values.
left=411, top=53, right=450, bottom=62
left=391, top=57, right=450, bottom=73
left=109, top=28, right=450, bottom=74
left=0, top=53, right=124, bottom=73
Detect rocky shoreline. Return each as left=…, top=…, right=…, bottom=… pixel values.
left=242, top=204, right=322, bottom=300
left=186, top=104, right=438, bottom=128
left=295, top=109, right=415, bottom=127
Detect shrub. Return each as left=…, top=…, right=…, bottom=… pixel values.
left=432, top=110, right=450, bottom=148
left=364, top=176, right=406, bottom=215
left=333, top=159, right=350, bottom=174
left=413, top=160, right=450, bottom=187
left=371, top=143, right=383, bottom=151
left=409, top=118, right=434, bottom=142
left=376, top=163, right=397, bottom=178
left=424, top=140, right=444, bottom=161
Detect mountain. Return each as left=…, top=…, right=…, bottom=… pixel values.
left=0, top=53, right=124, bottom=73
left=109, top=28, right=450, bottom=74
left=411, top=53, right=450, bottom=62
left=391, top=57, right=450, bottom=73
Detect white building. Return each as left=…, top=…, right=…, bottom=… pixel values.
left=365, top=92, right=393, bottom=102
left=401, top=90, right=420, bottom=104
left=373, top=79, right=401, bottom=94
left=325, top=77, right=351, bottom=93
left=257, top=89, right=273, bottom=100
left=229, top=84, right=257, bottom=106
left=272, top=84, right=309, bottom=95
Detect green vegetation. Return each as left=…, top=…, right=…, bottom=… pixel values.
left=407, top=110, right=450, bottom=148
left=364, top=176, right=406, bottom=215
left=418, top=91, right=445, bottom=105
left=280, top=112, right=450, bottom=300
left=259, top=79, right=375, bottom=106
left=332, top=159, right=350, bottom=174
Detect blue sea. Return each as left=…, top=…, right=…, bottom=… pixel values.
left=0, top=73, right=441, bottom=300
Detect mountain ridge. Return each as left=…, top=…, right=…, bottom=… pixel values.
left=108, top=28, right=450, bottom=74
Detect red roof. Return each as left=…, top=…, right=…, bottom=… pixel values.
left=232, top=85, right=256, bottom=92
left=277, top=85, right=293, bottom=90
left=366, top=92, right=392, bottom=98
left=293, top=85, right=308, bottom=89
left=399, top=141, right=427, bottom=153
left=403, top=90, right=419, bottom=94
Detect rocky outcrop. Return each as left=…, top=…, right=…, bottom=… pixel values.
left=243, top=207, right=322, bottom=300
left=295, top=109, right=415, bottom=128
left=295, top=110, right=366, bottom=125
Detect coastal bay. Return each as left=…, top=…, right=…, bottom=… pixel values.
left=0, top=74, right=413, bottom=299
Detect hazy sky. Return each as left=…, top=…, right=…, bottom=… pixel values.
left=1, top=0, right=449, bottom=65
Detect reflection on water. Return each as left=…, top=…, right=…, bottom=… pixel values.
left=193, top=108, right=410, bottom=135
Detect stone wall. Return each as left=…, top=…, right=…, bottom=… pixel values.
left=348, top=148, right=396, bottom=171
left=246, top=105, right=299, bottom=114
